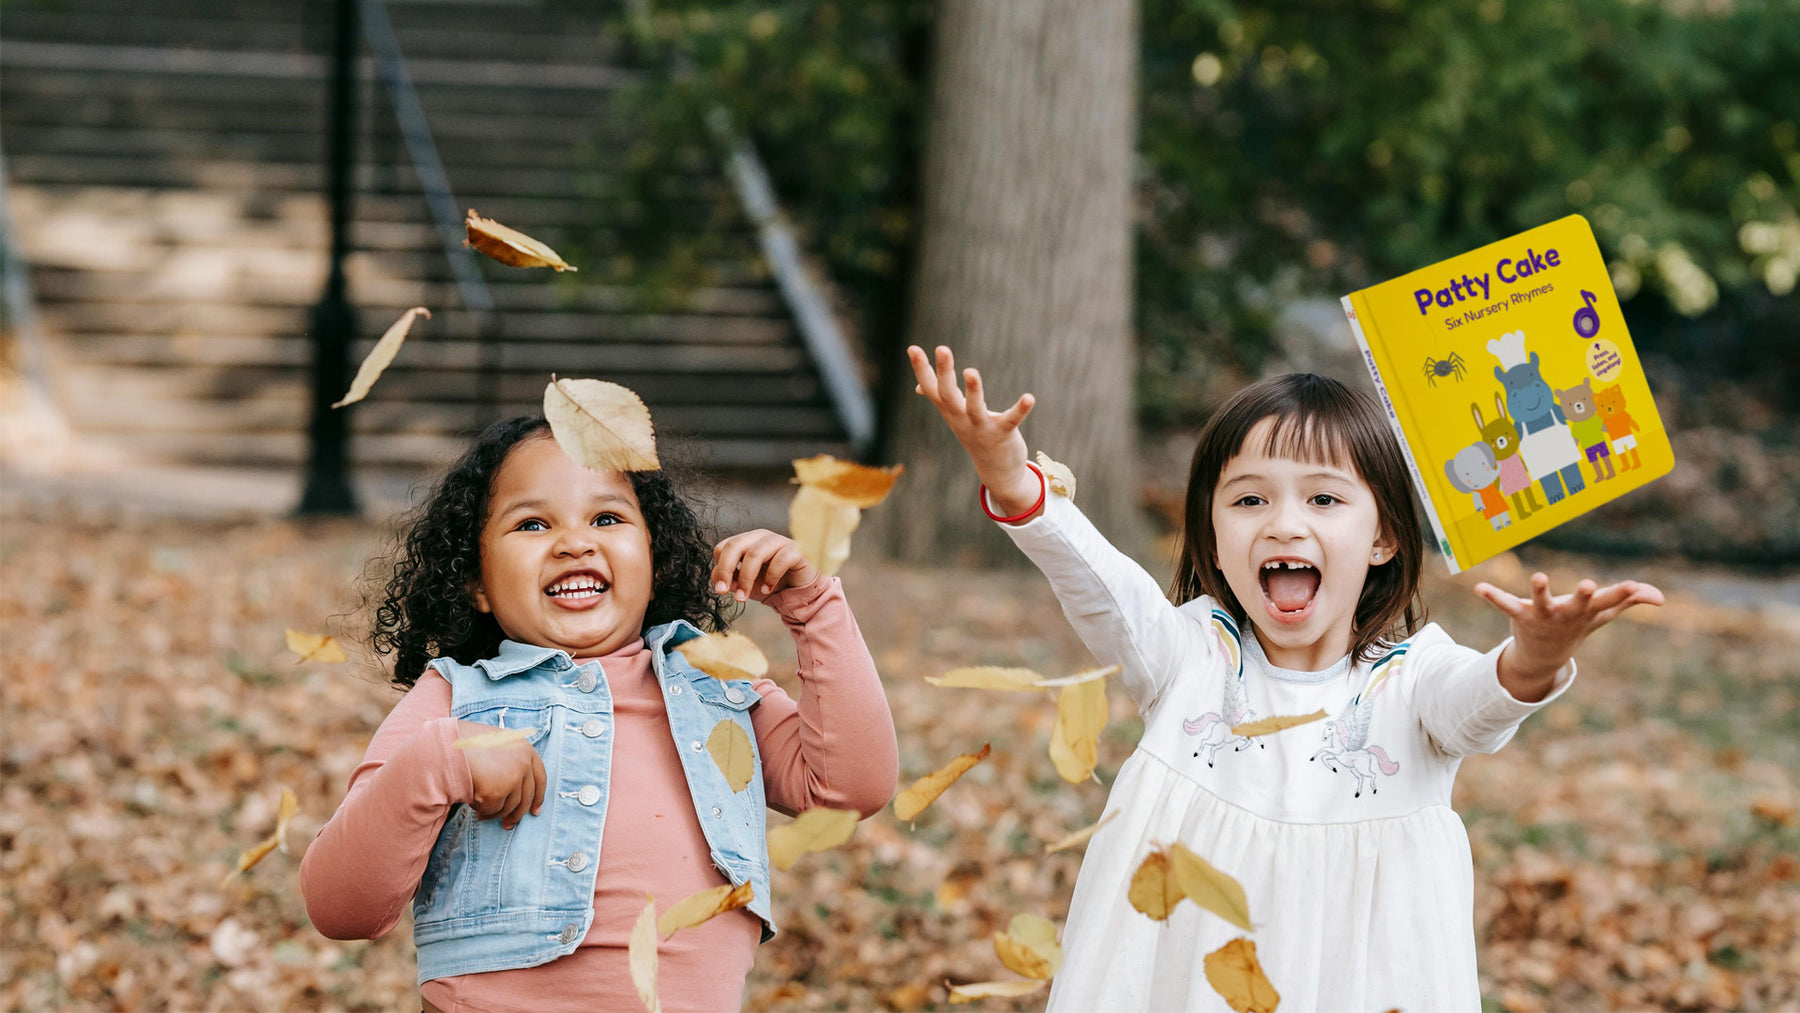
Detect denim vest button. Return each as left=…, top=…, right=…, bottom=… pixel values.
left=558, top=923, right=581, bottom=943
left=726, top=686, right=746, bottom=704
left=576, top=672, right=598, bottom=693
left=670, top=683, right=683, bottom=695
left=690, top=740, right=703, bottom=751
left=581, top=718, right=605, bottom=738
left=566, top=852, right=590, bottom=873
left=577, top=785, right=601, bottom=806
left=711, top=806, right=723, bottom=818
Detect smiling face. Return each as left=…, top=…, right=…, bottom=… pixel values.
left=471, top=435, right=655, bottom=660
left=1209, top=417, right=1395, bottom=671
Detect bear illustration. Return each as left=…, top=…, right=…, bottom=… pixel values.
left=1556, top=378, right=1614, bottom=483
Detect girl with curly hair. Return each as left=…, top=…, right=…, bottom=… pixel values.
left=301, top=416, right=898, bottom=1012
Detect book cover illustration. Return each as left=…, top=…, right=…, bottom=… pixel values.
left=1340, top=214, right=1673, bottom=574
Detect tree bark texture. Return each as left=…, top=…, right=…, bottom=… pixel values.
left=879, top=0, right=1143, bottom=565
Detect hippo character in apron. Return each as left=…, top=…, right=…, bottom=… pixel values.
left=1487, top=330, right=1585, bottom=505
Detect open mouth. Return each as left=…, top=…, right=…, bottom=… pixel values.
left=1259, top=559, right=1320, bottom=617
left=544, top=570, right=610, bottom=601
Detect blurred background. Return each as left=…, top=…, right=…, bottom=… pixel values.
left=1, top=0, right=1796, bottom=1010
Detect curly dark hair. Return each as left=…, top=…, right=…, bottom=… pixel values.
left=369, top=416, right=734, bottom=688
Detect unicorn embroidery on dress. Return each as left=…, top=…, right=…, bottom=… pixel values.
left=1310, top=645, right=1406, bottom=797
left=1183, top=610, right=1265, bottom=767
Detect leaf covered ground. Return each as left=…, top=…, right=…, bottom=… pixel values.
left=2, top=499, right=1796, bottom=1011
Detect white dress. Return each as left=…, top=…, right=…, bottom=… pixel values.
left=1001, top=496, right=1575, bottom=1013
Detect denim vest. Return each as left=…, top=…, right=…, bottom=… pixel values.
left=412, top=621, right=774, bottom=984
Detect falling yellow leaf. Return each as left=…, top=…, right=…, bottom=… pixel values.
left=1169, top=842, right=1254, bottom=932
left=284, top=629, right=346, bottom=664
left=992, top=913, right=1063, bottom=980
left=1127, top=847, right=1184, bottom=920
left=629, top=894, right=661, bottom=1013
left=332, top=306, right=429, bottom=408
left=658, top=881, right=754, bottom=939
left=894, top=743, right=991, bottom=824
left=1045, top=810, right=1119, bottom=854
left=1036, top=451, right=1076, bottom=500
left=1203, top=937, right=1281, bottom=1012
left=464, top=209, right=577, bottom=271
left=925, top=666, right=1045, bottom=691
left=947, top=979, right=1048, bottom=1004
left=1034, top=664, right=1120, bottom=688
left=452, top=728, right=532, bottom=751
left=789, top=484, right=861, bottom=577
left=1049, top=678, right=1108, bottom=784
left=791, top=455, right=905, bottom=508
left=675, top=632, right=769, bottom=682
left=543, top=376, right=660, bottom=473
left=706, top=720, right=754, bottom=793
left=766, top=806, right=859, bottom=871
left=220, top=786, right=299, bottom=887
left=1231, top=709, right=1327, bottom=739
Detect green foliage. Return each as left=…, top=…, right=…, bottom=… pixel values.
left=1139, top=0, right=1799, bottom=420
left=581, top=0, right=928, bottom=342
left=592, top=0, right=1799, bottom=424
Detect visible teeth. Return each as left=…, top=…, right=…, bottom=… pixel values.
left=547, top=577, right=607, bottom=596
left=1262, top=560, right=1314, bottom=570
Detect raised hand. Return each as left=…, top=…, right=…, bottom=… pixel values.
left=713, top=529, right=820, bottom=603
left=905, top=344, right=1041, bottom=519
left=456, top=720, right=546, bottom=830
left=1473, top=572, right=1664, bottom=701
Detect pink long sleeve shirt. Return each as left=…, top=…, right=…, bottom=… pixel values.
left=300, top=576, right=897, bottom=1012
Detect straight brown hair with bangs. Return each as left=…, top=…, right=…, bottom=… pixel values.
left=1169, top=373, right=1425, bottom=663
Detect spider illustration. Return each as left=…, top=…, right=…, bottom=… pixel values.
left=1423, top=352, right=1467, bottom=386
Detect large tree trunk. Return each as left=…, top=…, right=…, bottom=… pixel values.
left=878, top=0, right=1143, bottom=565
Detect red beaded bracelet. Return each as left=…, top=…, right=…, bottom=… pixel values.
left=980, top=462, right=1047, bottom=523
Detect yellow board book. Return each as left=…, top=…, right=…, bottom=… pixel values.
left=1341, top=214, right=1673, bottom=574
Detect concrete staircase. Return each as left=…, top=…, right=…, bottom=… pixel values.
left=1, top=0, right=852, bottom=481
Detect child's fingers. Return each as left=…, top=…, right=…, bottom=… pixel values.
left=1529, top=572, right=1554, bottom=615
left=757, top=543, right=807, bottom=595
left=1471, top=581, right=1524, bottom=616
left=530, top=749, right=547, bottom=816
left=962, top=367, right=991, bottom=423
left=933, top=345, right=962, bottom=403
left=729, top=538, right=780, bottom=601
left=906, top=345, right=940, bottom=400
left=1569, top=579, right=1597, bottom=615
left=999, top=391, right=1036, bottom=429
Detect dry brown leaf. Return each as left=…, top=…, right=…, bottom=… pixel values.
left=791, top=455, right=905, bottom=508
left=452, top=728, right=532, bottom=751
left=1128, top=847, right=1184, bottom=920
left=464, top=209, right=577, bottom=271
left=332, top=306, right=429, bottom=408
left=1169, top=842, right=1254, bottom=932
left=706, top=720, right=754, bottom=793
left=1049, top=678, right=1108, bottom=784
left=1750, top=797, right=1795, bottom=827
left=284, top=629, right=346, bottom=664
left=629, top=894, right=661, bottom=1013
left=1231, top=708, right=1328, bottom=739
left=992, top=913, right=1062, bottom=979
left=543, top=377, right=660, bottom=473
left=1045, top=810, right=1119, bottom=854
left=894, top=744, right=991, bottom=824
left=1204, top=937, right=1281, bottom=1012
left=1036, top=451, right=1076, bottom=500
left=789, top=484, right=861, bottom=577
left=658, top=881, right=754, bottom=939
left=220, top=786, right=299, bottom=887
left=925, top=666, right=1045, bottom=692
left=676, top=632, right=769, bottom=682
left=767, top=806, right=859, bottom=871
left=947, top=979, right=1048, bottom=1004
